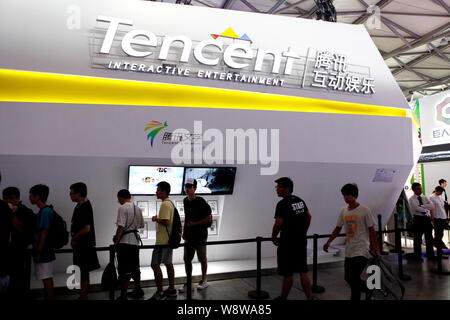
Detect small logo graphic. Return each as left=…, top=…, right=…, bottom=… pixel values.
left=436, top=97, right=450, bottom=125
left=145, top=121, right=168, bottom=147
left=211, top=27, right=252, bottom=43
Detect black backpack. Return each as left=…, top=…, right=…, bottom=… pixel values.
left=46, top=206, right=69, bottom=249
left=101, top=261, right=118, bottom=291
left=166, top=201, right=182, bottom=249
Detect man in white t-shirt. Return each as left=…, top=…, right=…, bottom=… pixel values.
left=324, top=183, right=379, bottom=301
left=149, top=181, right=176, bottom=300
left=114, top=189, right=144, bottom=300
left=430, top=186, right=448, bottom=256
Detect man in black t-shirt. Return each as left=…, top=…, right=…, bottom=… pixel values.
left=179, top=178, right=212, bottom=293
left=3, top=186, right=36, bottom=298
left=69, top=182, right=100, bottom=300
left=271, top=177, right=313, bottom=300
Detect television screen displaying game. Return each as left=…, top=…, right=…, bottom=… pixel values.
left=183, top=167, right=237, bottom=195
left=128, top=166, right=184, bottom=195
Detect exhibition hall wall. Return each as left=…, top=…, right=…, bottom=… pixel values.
left=0, top=0, right=414, bottom=272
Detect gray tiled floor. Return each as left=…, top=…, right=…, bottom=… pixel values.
left=50, top=253, right=450, bottom=300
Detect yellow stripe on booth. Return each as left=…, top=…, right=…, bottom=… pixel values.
left=0, top=68, right=409, bottom=118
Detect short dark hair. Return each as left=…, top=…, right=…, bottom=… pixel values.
left=117, top=189, right=131, bottom=199
left=156, top=181, right=171, bottom=195
left=70, top=182, right=87, bottom=197
left=30, top=184, right=49, bottom=202
left=439, top=179, right=447, bottom=185
left=275, top=177, right=294, bottom=193
left=411, top=182, right=421, bottom=191
left=341, top=183, right=359, bottom=198
left=3, top=186, right=20, bottom=200
left=435, top=186, right=445, bottom=193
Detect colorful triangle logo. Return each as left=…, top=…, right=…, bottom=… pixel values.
left=221, top=27, right=239, bottom=38
left=240, top=33, right=251, bottom=41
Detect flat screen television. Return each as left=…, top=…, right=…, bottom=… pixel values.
left=128, top=165, right=184, bottom=195
left=183, top=167, right=237, bottom=195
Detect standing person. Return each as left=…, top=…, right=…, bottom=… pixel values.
left=323, top=183, right=379, bottom=301
left=29, top=184, right=55, bottom=300
left=114, top=189, right=144, bottom=300
left=2, top=187, right=35, bottom=299
left=149, top=181, right=177, bottom=300
left=408, top=182, right=435, bottom=260
left=69, top=182, right=100, bottom=300
left=438, top=179, right=448, bottom=217
left=271, top=177, right=313, bottom=300
left=179, top=178, right=212, bottom=293
left=0, top=173, right=12, bottom=298
left=429, top=186, right=448, bottom=256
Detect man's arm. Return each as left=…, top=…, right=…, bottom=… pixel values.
left=422, top=197, right=435, bottom=211
left=271, top=217, right=283, bottom=246
left=72, top=225, right=91, bottom=246
left=114, top=226, right=124, bottom=244
left=35, top=229, right=49, bottom=262
left=408, top=197, right=423, bottom=215
left=368, top=226, right=380, bottom=256
left=152, top=201, right=171, bottom=226
left=306, top=210, right=312, bottom=230
left=154, top=218, right=170, bottom=226
left=323, top=226, right=342, bottom=252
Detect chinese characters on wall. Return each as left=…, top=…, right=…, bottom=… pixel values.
left=311, top=51, right=375, bottom=94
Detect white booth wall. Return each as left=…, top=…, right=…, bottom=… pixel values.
left=0, top=0, right=414, bottom=273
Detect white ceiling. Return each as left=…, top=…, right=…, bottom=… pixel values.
left=153, top=0, right=450, bottom=101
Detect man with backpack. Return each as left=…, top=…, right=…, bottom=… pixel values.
left=149, top=181, right=178, bottom=300
left=2, top=186, right=35, bottom=299
left=114, top=189, right=144, bottom=301
left=29, top=184, right=55, bottom=300
left=179, top=178, right=212, bottom=293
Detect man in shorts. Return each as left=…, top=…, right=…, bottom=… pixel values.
left=29, top=184, right=55, bottom=300
left=114, top=189, right=144, bottom=300
left=179, top=178, right=212, bottom=293
left=271, top=177, right=313, bottom=300
left=150, top=181, right=177, bottom=300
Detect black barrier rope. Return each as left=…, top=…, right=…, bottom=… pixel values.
left=25, top=222, right=450, bottom=300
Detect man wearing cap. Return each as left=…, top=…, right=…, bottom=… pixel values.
left=179, top=178, right=212, bottom=293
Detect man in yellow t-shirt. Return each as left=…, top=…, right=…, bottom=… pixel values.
left=149, top=181, right=175, bottom=300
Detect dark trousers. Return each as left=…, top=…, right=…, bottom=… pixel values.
left=344, top=256, right=368, bottom=301
left=413, top=215, right=435, bottom=258
left=8, top=249, right=30, bottom=299
left=434, top=219, right=446, bottom=256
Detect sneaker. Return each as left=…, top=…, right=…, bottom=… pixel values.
left=127, top=287, right=145, bottom=299
left=116, top=294, right=128, bottom=301
left=197, top=280, right=209, bottom=290
left=178, top=284, right=195, bottom=293
left=148, top=291, right=166, bottom=301
left=164, top=288, right=178, bottom=298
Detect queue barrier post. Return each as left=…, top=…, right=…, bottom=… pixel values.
left=248, top=237, right=269, bottom=300
left=377, top=214, right=389, bottom=255
left=186, top=242, right=193, bottom=301
left=108, top=245, right=116, bottom=301
left=394, top=214, right=411, bottom=281
left=311, top=234, right=325, bottom=293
